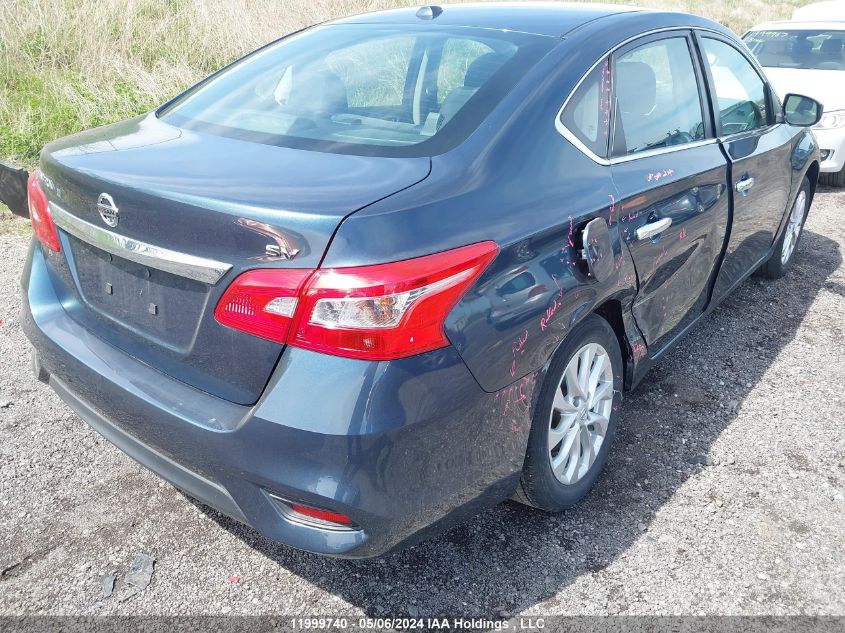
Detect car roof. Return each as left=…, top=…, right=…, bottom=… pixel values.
left=746, top=20, right=845, bottom=32
left=328, top=2, right=647, bottom=38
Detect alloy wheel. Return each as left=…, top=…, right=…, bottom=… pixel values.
left=548, top=342, right=614, bottom=485
left=781, top=190, right=807, bottom=265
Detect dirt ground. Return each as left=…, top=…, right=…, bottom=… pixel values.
left=1, top=188, right=843, bottom=617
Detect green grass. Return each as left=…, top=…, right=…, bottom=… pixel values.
left=0, top=0, right=815, bottom=171
left=0, top=67, right=156, bottom=165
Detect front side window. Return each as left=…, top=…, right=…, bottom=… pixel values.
left=160, top=24, right=554, bottom=157
left=744, top=29, right=845, bottom=71
left=612, top=37, right=706, bottom=156
left=702, top=38, right=769, bottom=135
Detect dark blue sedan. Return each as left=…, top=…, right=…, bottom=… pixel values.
left=21, top=3, right=822, bottom=557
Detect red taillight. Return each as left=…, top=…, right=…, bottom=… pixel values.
left=214, top=269, right=312, bottom=344
left=290, top=241, right=499, bottom=360
left=27, top=170, right=61, bottom=252
left=215, top=241, right=498, bottom=360
left=289, top=503, right=354, bottom=526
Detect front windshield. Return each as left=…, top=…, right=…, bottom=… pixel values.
left=743, top=29, right=845, bottom=70
left=159, top=24, right=554, bottom=157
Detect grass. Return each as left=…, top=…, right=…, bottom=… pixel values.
left=0, top=0, right=815, bottom=176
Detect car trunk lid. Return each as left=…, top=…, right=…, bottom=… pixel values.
left=39, top=114, right=431, bottom=404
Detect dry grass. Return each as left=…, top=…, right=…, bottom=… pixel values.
left=0, top=0, right=815, bottom=173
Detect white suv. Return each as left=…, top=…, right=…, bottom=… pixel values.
left=744, top=21, right=845, bottom=186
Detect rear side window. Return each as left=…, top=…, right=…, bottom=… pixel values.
left=612, top=37, right=706, bottom=156
left=559, top=58, right=613, bottom=158
left=702, top=38, right=770, bottom=135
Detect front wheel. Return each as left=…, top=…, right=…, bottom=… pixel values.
left=515, top=314, right=623, bottom=511
left=757, top=176, right=811, bottom=279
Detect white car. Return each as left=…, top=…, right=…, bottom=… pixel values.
left=793, top=2, right=845, bottom=21
left=744, top=20, right=845, bottom=186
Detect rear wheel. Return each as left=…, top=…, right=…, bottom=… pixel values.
left=757, top=176, right=811, bottom=279
left=515, top=314, right=623, bottom=511
left=820, top=166, right=845, bottom=188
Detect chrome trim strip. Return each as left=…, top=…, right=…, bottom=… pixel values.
left=718, top=123, right=782, bottom=144
left=554, top=25, right=730, bottom=165
left=50, top=202, right=232, bottom=285
left=610, top=138, right=718, bottom=164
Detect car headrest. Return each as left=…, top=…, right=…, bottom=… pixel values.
left=463, top=53, right=509, bottom=88
left=793, top=38, right=813, bottom=56
left=289, top=69, right=348, bottom=114
left=616, top=61, right=656, bottom=117
left=820, top=38, right=844, bottom=54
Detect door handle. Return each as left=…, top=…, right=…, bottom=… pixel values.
left=635, top=217, right=672, bottom=241
left=735, top=176, right=755, bottom=196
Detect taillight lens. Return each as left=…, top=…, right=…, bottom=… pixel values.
left=291, top=241, right=498, bottom=360
left=214, top=269, right=312, bottom=344
left=215, top=241, right=498, bottom=360
left=27, top=170, right=61, bottom=252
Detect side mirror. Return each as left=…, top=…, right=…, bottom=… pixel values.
left=783, top=93, right=823, bottom=127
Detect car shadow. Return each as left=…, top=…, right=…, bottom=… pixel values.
left=189, top=227, right=841, bottom=617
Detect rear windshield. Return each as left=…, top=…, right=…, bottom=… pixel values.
left=743, top=29, right=845, bottom=70
left=159, top=24, right=554, bottom=157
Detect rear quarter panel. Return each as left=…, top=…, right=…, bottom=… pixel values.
left=323, top=26, right=649, bottom=395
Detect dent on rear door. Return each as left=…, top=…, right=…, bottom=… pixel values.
left=612, top=148, right=729, bottom=352
left=608, top=32, right=730, bottom=354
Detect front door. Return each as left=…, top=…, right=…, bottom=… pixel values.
left=609, top=32, right=730, bottom=353
left=696, top=34, right=794, bottom=301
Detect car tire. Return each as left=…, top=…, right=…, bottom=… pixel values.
left=515, top=314, right=623, bottom=511
left=756, top=176, right=811, bottom=280
left=820, top=166, right=845, bottom=188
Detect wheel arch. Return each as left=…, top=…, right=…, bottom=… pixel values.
left=806, top=160, right=820, bottom=203
left=591, top=298, right=636, bottom=392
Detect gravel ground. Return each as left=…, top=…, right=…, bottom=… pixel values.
left=1, top=188, right=843, bottom=617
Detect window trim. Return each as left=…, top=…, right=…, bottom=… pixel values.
left=693, top=31, right=782, bottom=141
left=555, top=25, right=739, bottom=165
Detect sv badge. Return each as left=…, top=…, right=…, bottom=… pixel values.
left=265, top=244, right=301, bottom=260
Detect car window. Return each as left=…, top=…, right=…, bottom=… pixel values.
left=559, top=58, right=612, bottom=158
left=612, top=37, right=706, bottom=156
left=159, top=24, right=553, bottom=158
left=437, top=39, right=496, bottom=105
left=744, top=29, right=845, bottom=71
left=326, top=36, right=415, bottom=108
left=702, top=38, right=770, bottom=135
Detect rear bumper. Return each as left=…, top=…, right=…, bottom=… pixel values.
left=813, top=126, right=845, bottom=173
left=21, top=242, right=531, bottom=557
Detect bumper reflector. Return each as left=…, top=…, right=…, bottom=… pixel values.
left=267, top=492, right=356, bottom=530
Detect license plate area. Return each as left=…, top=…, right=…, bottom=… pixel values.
left=69, top=235, right=209, bottom=349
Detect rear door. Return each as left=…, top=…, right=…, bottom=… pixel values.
left=696, top=33, right=794, bottom=302
left=609, top=31, right=730, bottom=353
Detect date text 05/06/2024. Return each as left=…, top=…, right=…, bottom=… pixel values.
left=289, top=617, right=547, bottom=630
